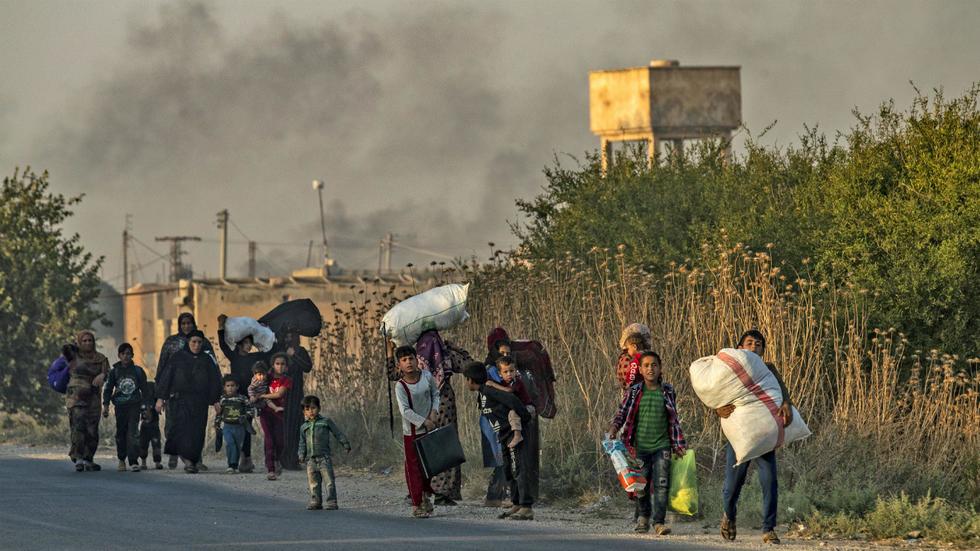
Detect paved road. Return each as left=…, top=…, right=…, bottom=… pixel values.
left=0, top=456, right=733, bottom=551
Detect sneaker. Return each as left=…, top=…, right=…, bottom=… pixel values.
left=154, top=462, right=163, bottom=470
left=225, top=467, right=236, bottom=474
left=324, top=501, right=339, bottom=510
left=267, top=472, right=277, bottom=480
left=762, top=530, right=781, bottom=545
left=720, top=512, right=736, bottom=541
left=130, top=464, right=141, bottom=472
left=307, top=501, right=323, bottom=510
left=634, top=516, right=650, bottom=533
left=412, top=506, right=430, bottom=519
left=653, top=523, right=671, bottom=536
left=508, top=507, right=534, bottom=521
left=117, top=460, right=127, bottom=472
left=168, top=455, right=178, bottom=470
left=498, top=505, right=521, bottom=519
left=74, top=460, right=85, bottom=472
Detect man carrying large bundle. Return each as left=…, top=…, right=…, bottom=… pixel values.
left=689, top=330, right=809, bottom=545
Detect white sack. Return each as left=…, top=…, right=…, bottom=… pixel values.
left=382, top=283, right=470, bottom=346
left=689, top=348, right=811, bottom=464
left=224, top=317, right=276, bottom=353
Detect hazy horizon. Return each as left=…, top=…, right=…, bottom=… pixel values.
left=2, top=0, right=978, bottom=288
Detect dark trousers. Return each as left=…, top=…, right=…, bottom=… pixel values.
left=486, top=466, right=508, bottom=501
left=113, top=403, right=141, bottom=465
left=722, top=443, right=778, bottom=531
left=636, top=447, right=671, bottom=523
left=139, top=418, right=161, bottom=463
left=504, top=440, right=533, bottom=507
left=259, top=409, right=284, bottom=473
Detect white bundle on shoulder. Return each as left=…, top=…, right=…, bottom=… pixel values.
left=689, top=348, right=811, bottom=464
left=224, top=317, right=276, bottom=353
left=381, top=283, right=470, bottom=346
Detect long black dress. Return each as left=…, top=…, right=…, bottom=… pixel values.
left=157, top=348, right=221, bottom=463
left=279, top=345, right=313, bottom=470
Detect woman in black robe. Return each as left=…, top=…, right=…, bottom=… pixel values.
left=277, top=328, right=313, bottom=470
left=157, top=313, right=214, bottom=470
left=155, top=331, right=221, bottom=473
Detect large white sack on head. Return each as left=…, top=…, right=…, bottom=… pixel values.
left=224, top=317, right=276, bottom=353
left=382, top=283, right=470, bottom=346
left=689, top=348, right=811, bottom=464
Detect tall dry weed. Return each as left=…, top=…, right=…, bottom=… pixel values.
left=310, top=238, right=979, bottom=506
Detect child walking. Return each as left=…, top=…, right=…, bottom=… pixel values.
left=216, top=375, right=251, bottom=473
left=609, top=350, right=687, bottom=535
left=464, top=361, right=534, bottom=520
left=393, top=345, right=439, bottom=518
left=102, top=343, right=148, bottom=472
left=298, top=395, right=351, bottom=510
left=139, top=381, right=163, bottom=470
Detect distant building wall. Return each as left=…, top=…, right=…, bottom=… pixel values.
left=123, top=276, right=426, bottom=379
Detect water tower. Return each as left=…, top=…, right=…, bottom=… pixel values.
left=589, top=59, right=741, bottom=171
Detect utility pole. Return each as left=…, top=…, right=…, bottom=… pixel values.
left=248, top=241, right=257, bottom=278
left=122, top=215, right=132, bottom=292
left=216, top=210, right=229, bottom=279
left=312, top=180, right=332, bottom=272
left=155, top=236, right=201, bottom=282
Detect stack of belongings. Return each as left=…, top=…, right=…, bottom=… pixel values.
left=689, top=348, right=811, bottom=465
left=381, top=283, right=470, bottom=346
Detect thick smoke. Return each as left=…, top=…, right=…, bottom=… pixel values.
left=43, top=1, right=527, bottom=279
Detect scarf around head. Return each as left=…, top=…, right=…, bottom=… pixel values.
left=75, top=330, right=99, bottom=361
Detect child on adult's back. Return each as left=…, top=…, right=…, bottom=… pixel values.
left=298, top=395, right=351, bottom=510
left=608, top=350, right=687, bottom=535
left=464, top=361, right=535, bottom=521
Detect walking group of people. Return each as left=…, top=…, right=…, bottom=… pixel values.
left=63, top=311, right=791, bottom=542
left=62, top=312, right=350, bottom=509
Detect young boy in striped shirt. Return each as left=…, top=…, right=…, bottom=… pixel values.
left=609, top=350, right=687, bottom=535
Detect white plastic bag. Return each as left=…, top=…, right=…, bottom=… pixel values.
left=381, top=283, right=470, bottom=346
left=224, top=317, right=276, bottom=353
left=689, top=348, right=810, bottom=464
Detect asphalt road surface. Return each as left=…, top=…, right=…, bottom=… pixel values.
left=0, top=456, right=732, bottom=551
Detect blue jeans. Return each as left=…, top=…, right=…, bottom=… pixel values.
left=222, top=424, right=246, bottom=468
left=636, top=447, right=671, bottom=523
left=722, top=443, right=778, bottom=531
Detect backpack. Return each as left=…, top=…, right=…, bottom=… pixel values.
left=510, top=340, right=558, bottom=419
left=47, top=356, right=71, bottom=394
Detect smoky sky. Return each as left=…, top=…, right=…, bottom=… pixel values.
left=3, top=0, right=979, bottom=286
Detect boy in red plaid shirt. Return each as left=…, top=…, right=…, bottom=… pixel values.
left=609, top=350, right=686, bottom=535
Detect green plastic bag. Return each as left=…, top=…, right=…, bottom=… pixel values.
left=668, top=449, right=699, bottom=515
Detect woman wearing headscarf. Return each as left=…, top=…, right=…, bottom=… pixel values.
left=414, top=329, right=462, bottom=505
left=155, top=330, right=222, bottom=473
left=276, top=328, right=313, bottom=470
left=66, top=331, right=110, bottom=471
left=216, top=313, right=269, bottom=473
left=156, top=312, right=215, bottom=470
